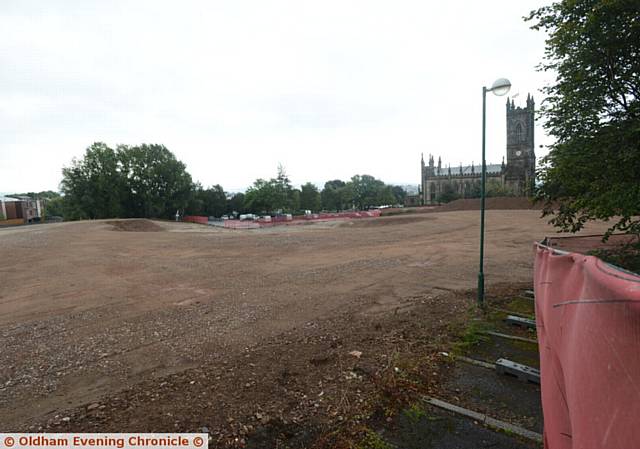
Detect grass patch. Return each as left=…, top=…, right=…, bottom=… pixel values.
left=451, top=320, right=491, bottom=355
left=510, top=338, right=539, bottom=352
left=503, top=297, right=535, bottom=317
left=403, top=403, right=427, bottom=424
left=357, top=429, right=393, bottom=449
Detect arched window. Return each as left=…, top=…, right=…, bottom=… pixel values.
left=515, top=123, right=523, bottom=142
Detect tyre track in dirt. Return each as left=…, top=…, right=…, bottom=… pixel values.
left=0, top=211, right=611, bottom=429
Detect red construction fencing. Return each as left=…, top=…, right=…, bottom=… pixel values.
left=534, top=242, right=640, bottom=449
left=182, top=215, right=208, bottom=224
left=297, top=210, right=381, bottom=220
left=222, top=210, right=381, bottom=229
left=224, top=220, right=260, bottom=229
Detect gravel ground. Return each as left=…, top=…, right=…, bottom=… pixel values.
left=0, top=211, right=610, bottom=440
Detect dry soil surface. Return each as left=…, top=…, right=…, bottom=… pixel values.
left=0, top=211, right=609, bottom=441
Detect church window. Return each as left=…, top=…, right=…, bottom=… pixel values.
left=515, top=123, right=523, bottom=142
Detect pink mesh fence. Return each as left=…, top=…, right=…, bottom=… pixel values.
left=534, top=242, right=640, bottom=449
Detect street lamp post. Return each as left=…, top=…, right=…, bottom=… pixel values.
left=478, top=78, right=511, bottom=307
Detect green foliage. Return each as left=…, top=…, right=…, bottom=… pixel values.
left=299, top=182, right=321, bottom=211
left=590, top=240, right=640, bottom=274
left=186, top=184, right=227, bottom=217
left=243, top=165, right=305, bottom=214
left=486, top=179, right=515, bottom=198
left=438, top=178, right=515, bottom=202
left=391, top=185, right=407, bottom=204
left=320, top=176, right=399, bottom=211
left=118, top=144, right=193, bottom=218
left=7, top=191, right=65, bottom=219
left=244, top=178, right=278, bottom=214
left=226, top=192, right=246, bottom=215
left=452, top=320, right=490, bottom=355
left=273, top=164, right=295, bottom=212
left=350, top=175, right=383, bottom=209
left=291, top=188, right=301, bottom=212
left=438, top=183, right=460, bottom=203
left=437, top=179, right=513, bottom=202
left=9, top=190, right=61, bottom=201
left=61, top=142, right=193, bottom=220
left=357, top=429, right=393, bottom=449
left=321, top=179, right=349, bottom=211
left=403, top=403, right=427, bottom=424
left=45, top=196, right=65, bottom=217
left=527, top=0, right=640, bottom=239
left=59, top=148, right=406, bottom=219
left=465, top=181, right=481, bottom=198
left=61, top=142, right=125, bottom=220
left=379, top=186, right=396, bottom=206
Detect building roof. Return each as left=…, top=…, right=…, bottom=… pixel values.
left=461, top=163, right=502, bottom=175
left=434, top=163, right=503, bottom=177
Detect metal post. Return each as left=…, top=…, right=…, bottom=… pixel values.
left=478, top=86, right=487, bottom=306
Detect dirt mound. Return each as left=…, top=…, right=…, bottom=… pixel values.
left=3, top=210, right=614, bottom=434
left=544, top=234, right=635, bottom=254
left=380, top=206, right=437, bottom=216
left=345, top=215, right=434, bottom=228
left=107, top=219, right=164, bottom=232
left=435, top=197, right=541, bottom=212
left=381, top=198, right=540, bottom=217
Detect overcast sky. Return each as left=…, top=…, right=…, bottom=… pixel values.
left=1, top=0, right=553, bottom=193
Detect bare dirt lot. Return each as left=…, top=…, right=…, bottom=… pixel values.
left=0, top=211, right=609, bottom=444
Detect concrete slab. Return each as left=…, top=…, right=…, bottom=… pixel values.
left=505, top=315, right=537, bottom=329
left=496, top=358, right=541, bottom=384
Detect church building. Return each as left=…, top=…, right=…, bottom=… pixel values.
left=421, top=95, right=536, bottom=205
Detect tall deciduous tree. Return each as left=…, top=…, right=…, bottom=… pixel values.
left=61, top=142, right=125, bottom=219
left=527, top=0, right=640, bottom=238
left=61, top=142, right=193, bottom=219
left=200, top=184, right=227, bottom=217
left=226, top=192, right=246, bottom=215
left=391, top=186, right=407, bottom=204
left=119, top=144, right=193, bottom=218
left=300, top=182, right=321, bottom=211
left=349, top=174, right=394, bottom=209
left=243, top=165, right=299, bottom=214
left=273, top=164, right=294, bottom=212
left=244, top=179, right=277, bottom=214
left=186, top=184, right=227, bottom=217
left=321, top=180, right=347, bottom=211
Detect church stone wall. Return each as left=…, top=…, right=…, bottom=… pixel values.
left=421, top=94, right=535, bottom=205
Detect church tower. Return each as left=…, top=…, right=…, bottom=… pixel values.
left=505, top=94, right=535, bottom=195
